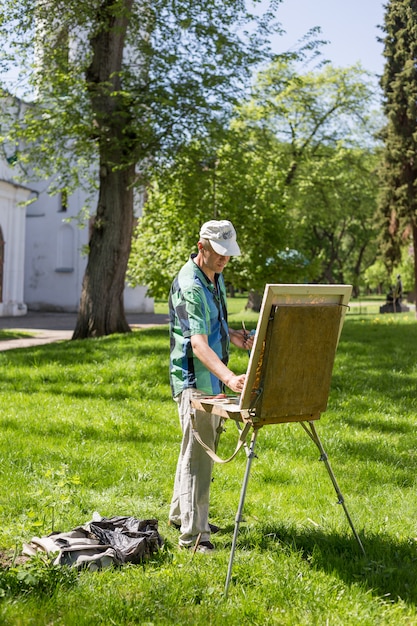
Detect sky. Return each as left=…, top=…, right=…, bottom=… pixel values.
left=2, top=1, right=386, bottom=96
left=266, top=0, right=386, bottom=76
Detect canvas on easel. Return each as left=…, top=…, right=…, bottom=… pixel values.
left=241, top=283, right=351, bottom=424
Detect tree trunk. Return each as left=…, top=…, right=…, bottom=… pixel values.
left=73, top=0, right=135, bottom=339
left=245, top=290, right=263, bottom=312
left=73, top=164, right=134, bottom=339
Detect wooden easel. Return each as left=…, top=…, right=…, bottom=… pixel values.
left=191, top=284, right=365, bottom=596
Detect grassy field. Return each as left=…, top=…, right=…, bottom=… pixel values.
left=1, top=308, right=417, bottom=624
left=154, top=294, right=414, bottom=318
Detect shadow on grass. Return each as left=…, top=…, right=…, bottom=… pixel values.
left=338, top=438, right=417, bottom=482
left=0, top=327, right=169, bottom=366
left=0, top=414, right=165, bottom=445
left=228, top=521, right=417, bottom=604
left=335, top=320, right=417, bottom=391
left=0, top=329, right=171, bottom=401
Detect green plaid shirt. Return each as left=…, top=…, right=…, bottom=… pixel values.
left=169, top=255, right=230, bottom=397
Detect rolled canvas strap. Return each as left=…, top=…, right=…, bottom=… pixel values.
left=191, top=415, right=252, bottom=464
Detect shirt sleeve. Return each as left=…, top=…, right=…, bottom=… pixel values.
left=181, top=286, right=209, bottom=337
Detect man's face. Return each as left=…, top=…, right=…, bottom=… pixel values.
left=200, top=245, right=230, bottom=275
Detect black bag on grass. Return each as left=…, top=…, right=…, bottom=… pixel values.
left=89, top=515, right=163, bottom=564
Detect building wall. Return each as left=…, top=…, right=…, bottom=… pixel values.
left=23, top=184, right=153, bottom=313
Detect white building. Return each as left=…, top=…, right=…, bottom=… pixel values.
left=0, top=156, right=33, bottom=316
left=0, top=145, right=153, bottom=318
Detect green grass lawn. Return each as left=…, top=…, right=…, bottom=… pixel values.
left=1, top=312, right=417, bottom=624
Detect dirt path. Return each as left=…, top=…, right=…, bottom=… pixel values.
left=0, top=311, right=169, bottom=351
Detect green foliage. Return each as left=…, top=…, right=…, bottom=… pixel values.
left=367, top=244, right=417, bottom=295
left=395, top=243, right=416, bottom=291
left=364, top=258, right=391, bottom=292
left=240, top=60, right=382, bottom=288
left=128, top=129, right=299, bottom=298
left=0, top=0, right=280, bottom=193
left=244, top=60, right=380, bottom=149
left=0, top=553, right=78, bottom=598
left=287, top=144, right=380, bottom=289
left=1, top=314, right=417, bottom=622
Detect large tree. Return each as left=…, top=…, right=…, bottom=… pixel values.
left=129, top=60, right=381, bottom=300
left=0, top=0, right=279, bottom=337
left=378, top=0, right=417, bottom=309
left=242, top=60, right=381, bottom=294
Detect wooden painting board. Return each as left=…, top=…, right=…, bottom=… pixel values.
left=240, top=284, right=351, bottom=414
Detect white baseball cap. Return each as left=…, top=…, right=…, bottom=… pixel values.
left=199, top=220, right=241, bottom=256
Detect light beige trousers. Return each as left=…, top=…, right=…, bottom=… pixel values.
left=169, top=388, right=221, bottom=547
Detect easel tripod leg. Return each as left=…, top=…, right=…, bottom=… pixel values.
left=224, top=428, right=259, bottom=598
left=301, top=421, right=365, bottom=556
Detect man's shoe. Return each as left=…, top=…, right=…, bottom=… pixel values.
left=179, top=540, right=215, bottom=553
left=169, top=520, right=220, bottom=534
left=195, top=541, right=215, bottom=553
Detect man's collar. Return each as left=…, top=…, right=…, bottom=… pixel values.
left=190, top=254, right=219, bottom=287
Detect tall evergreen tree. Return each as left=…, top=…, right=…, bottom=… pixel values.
left=378, top=0, right=417, bottom=308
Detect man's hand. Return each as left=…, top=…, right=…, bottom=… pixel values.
left=191, top=334, right=247, bottom=394
left=230, top=328, right=254, bottom=351
left=226, top=373, right=246, bottom=393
